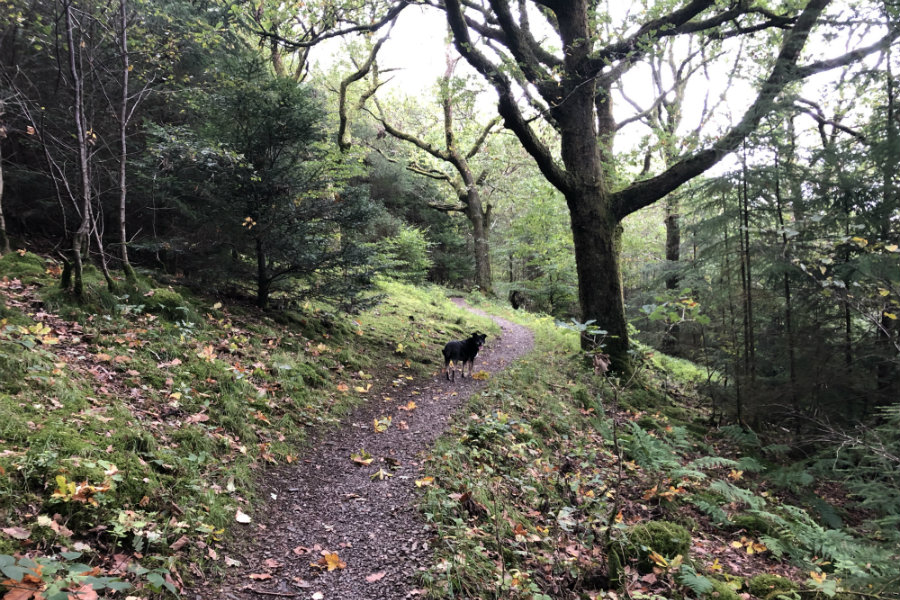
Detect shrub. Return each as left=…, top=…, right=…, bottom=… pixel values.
left=608, top=520, right=691, bottom=585
left=747, top=574, right=799, bottom=599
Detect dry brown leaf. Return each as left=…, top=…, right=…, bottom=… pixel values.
left=66, top=583, right=98, bottom=600
left=1, top=526, right=31, bottom=540
left=169, top=535, right=190, bottom=551
left=365, top=571, right=386, bottom=583
left=248, top=573, right=271, bottom=580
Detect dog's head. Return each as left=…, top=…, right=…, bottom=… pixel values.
left=470, top=332, right=487, bottom=347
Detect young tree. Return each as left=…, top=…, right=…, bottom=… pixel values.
left=150, top=56, right=377, bottom=310
left=433, top=0, right=898, bottom=372
left=372, top=57, right=500, bottom=294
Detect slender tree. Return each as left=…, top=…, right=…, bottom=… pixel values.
left=372, top=56, right=500, bottom=294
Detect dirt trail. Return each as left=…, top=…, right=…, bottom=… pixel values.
left=188, top=300, right=534, bottom=600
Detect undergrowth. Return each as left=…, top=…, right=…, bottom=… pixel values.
left=0, top=252, right=496, bottom=598
left=417, top=300, right=900, bottom=600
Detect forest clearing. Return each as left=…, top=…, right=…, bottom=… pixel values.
left=1, top=1, right=899, bottom=599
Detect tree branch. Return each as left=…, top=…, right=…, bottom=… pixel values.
left=611, top=0, right=832, bottom=221
left=443, top=0, right=572, bottom=194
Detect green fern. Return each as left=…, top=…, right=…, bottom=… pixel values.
left=676, top=565, right=714, bottom=595
left=688, top=496, right=730, bottom=524
left=718, top=424, right=761, bottom=448
left=623, top=421, right=680, bottom=471
left=736, top=456, right=765, bottom=473
left=686, top=456, right=739, bottom=470
left=669, top=467, right=708, bottom=481
left=709, top=480, right=767, bottom=510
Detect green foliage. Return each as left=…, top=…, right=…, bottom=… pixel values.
left=146, top=55, right=377, bottom=310
left=747, top=573, right=799, bottom=599
left=373, top=225, right=433, bottom=284
left=0, top=553, right=133, bottom=599
left=608, top=521, right=691, bottom=584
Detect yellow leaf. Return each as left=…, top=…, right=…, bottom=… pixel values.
left=350, top=449, right=374, bottom=466
left=370, top=468, right=393, bottom=480
left=415, top=476, right=434, bottom=487
left=885, top=312, right=898, bottom=320
left=809, top=571, right=826, bottom=584
left=728, top=469, right=743, bottom=481
left=312, top=552, right=345, bottom=571
left=336, top=383, right=349, bottom=393
left=399, top=401, right=417, bottom=411
left=395, top=343, right=404, bottom=353
left=373, top=416, right=391, bottom=432
left=648, top=551, right=668, bottom=568
left=730, top=541, right=744, bottom=549
left=886, top=244, right=899, bottom=252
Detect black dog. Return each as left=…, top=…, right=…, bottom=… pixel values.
left=442, top=332, right=487, bottom=381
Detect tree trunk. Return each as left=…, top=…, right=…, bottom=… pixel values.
left=256, top=237, right=270, bottom=309
left=463, top=185, right=492, bottom=294
left=65, top=0, right=91, bottom=299
left=0, top=133, right=10, bottom=255
left=117, top=0, right=136, bottom=282
left=774, top=153, right=799, bottom=420
left=566, top=187, right=630, bottom=372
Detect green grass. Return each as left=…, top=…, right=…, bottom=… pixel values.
left=415, top=299, right=900, bottom=600
left=0, top=255, right=496, bottom=597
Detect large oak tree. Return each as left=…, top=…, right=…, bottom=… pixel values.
left=431, top=0, right=898, bottom=372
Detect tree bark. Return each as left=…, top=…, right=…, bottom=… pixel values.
left=65, top=0, right=91, bottom=298
left=118, top=0, right=136, bottom=282
left=566, top=189, right=630, bottom=369
left=256, top=237, right=270, bottom=309
left=0, top=127, right=10, bottom=255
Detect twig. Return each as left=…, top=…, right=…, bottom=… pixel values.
left=244, top=588, right=299, bottom=597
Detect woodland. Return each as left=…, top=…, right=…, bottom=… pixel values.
left=0, top=0, right=899, bottom=599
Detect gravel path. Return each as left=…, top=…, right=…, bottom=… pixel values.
left=188, top=300, right=534, bottom=600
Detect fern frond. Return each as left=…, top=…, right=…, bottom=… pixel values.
left=669, top=468, right=708, bottom=481
left=736, top=456, right=766, bottom=473
left=687, top=456, right=739, bottom=470
left=718, top=424, right=761, bottom=448
left=676, top=565, right=714, bottom=594
left=688, top=496, right=730, bottom=524
left=709, top=480, right=766, bottom=510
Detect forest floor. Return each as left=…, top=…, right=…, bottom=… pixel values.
left=185, top=299, right=534, bottom=600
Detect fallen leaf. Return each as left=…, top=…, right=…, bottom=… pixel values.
left=310, top=552, right=346, bottom=572
left=370, top=468, right=393, bottom=480
left=365, top=571, right=386, bottom=583
left=350, top=449, right=374, bottom=466
left=2, top=526, right=31, bottom=540
left=248, top=573, right=271, bottom=580
left=66, top=583, right=99, bottom=600
left=169, top=535, right=190, bottom=551
left=415, top=477, right=434, bottom=488
left=235, top=510, right=252, bottom=524
left=312, top=593, right=324, bottom=600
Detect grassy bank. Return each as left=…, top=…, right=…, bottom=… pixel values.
left=416, top=301, right=899, bottom=600
left=0, top=251, right=496, bottom=597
